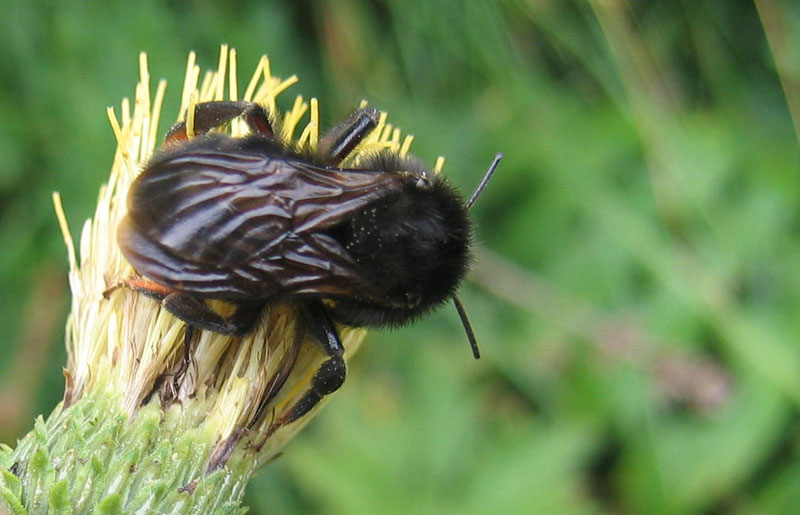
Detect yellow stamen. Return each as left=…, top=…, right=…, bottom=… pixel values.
left=228, top=48, right=238, bottom=101
left=434, top=156, right=446, bottom=174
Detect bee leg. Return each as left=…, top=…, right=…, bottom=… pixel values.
left=165, top=101, right=274, bottom=143
left=268, top=301, right=346, bottom=434
left=318, top=107, right=380, bottom=165
left=123, top=277, right=173, bottom=300
left=120, top=278, right=262, bottom=335
left=162, top=293, right=262, bottom=336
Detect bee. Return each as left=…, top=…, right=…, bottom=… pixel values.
left=118, top=101, right=500, bottom=431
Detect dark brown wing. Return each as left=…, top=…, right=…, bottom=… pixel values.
left=118, top=135, right=407, bottom=301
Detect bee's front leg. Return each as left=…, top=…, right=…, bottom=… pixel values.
left=318, top=107, right=379, bottom=165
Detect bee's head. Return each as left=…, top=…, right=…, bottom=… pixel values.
left=328, top=153, right=472, bottom=328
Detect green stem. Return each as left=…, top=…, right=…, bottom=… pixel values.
left=1, top=385, right=255, bottom=514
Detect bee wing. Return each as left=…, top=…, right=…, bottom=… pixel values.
left=120, top=144, right=405, bottom=300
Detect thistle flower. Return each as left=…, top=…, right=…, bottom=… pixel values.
left=0, top=46, right=424, bottom=513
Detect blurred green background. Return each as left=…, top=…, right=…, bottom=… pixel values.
left=2, top=0, right=800, bottom=513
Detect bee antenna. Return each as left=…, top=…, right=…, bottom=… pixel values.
left=453, top=295, right=480, bottom=359
left=453, top=152, right=501, bottom=359
left=465, top=152, right=503, bottom=210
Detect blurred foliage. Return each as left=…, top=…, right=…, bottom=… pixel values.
left=1, top=0, right=800, bottom=513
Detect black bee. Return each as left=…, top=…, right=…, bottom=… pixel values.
left=118, top=101, right=500, bottom=431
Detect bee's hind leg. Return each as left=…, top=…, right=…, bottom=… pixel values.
left=162, top=292, right=262, bottom=337
left=165, top=101, right=275, bottom=143
left=266, top=301, right=347, bottom=435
